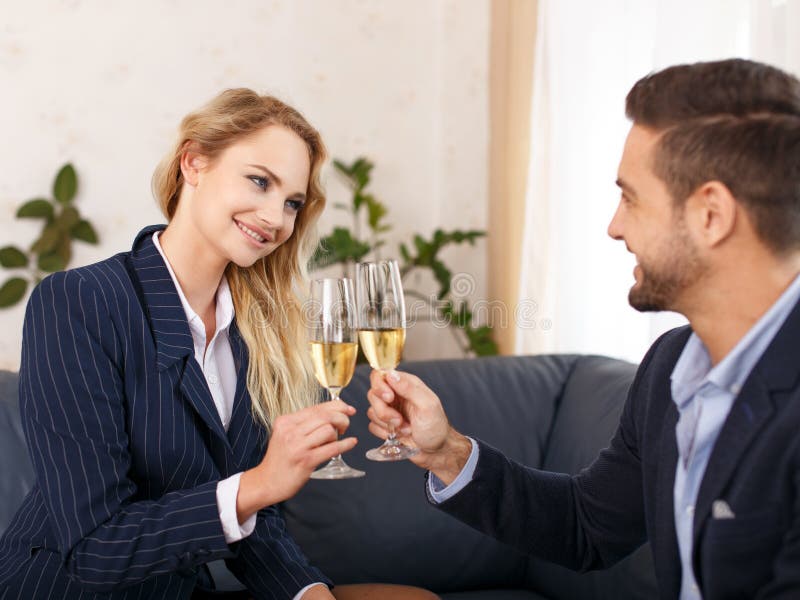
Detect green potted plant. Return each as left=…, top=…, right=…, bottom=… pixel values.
left=313, top=157, right=497, bottom=357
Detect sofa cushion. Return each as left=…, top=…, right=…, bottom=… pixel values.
left=283, top=355, right=577, bottom=593
left=528, top=356, right=658, bottom=599
left=0, top=369, right=33, bottom=535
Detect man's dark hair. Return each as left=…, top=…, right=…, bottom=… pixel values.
left=626, top=58, right=800, bottom=253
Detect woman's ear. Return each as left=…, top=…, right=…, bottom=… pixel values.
left=179, top=142, right=208, bottom=187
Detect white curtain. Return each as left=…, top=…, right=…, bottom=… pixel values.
left=515, top=0, right=800, bottom=363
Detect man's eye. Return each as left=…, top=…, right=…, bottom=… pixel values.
left=249, top=176, right=269, bottom=190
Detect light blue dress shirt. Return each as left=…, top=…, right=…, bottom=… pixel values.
left=430, top=274, right=800, bottom=600
left=671, top=272, right=800, bottom=599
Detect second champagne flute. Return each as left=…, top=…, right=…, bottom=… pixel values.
left=308, top=278, right=365, bottom=479
left=356, top=260, right=419, bottom=461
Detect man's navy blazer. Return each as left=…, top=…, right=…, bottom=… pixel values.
left=0, top=226, right=328, bottom=599
left=436, top=304, right=800, bottom=598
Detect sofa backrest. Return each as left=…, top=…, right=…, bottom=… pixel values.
left=0, top=369, right=34, bottom=534
left=283, top=354, right=657, bottom=597
left=529, top=356, right=658, bottom=599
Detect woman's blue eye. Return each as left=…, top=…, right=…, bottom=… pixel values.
left=249, top=175, right=269, bottom=190
left=286, top=199, right=305, bottom=212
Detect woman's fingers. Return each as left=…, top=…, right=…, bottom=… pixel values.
left=304, top=422, right=340, bottom=449
left=308, top=437, right=358, bottom=468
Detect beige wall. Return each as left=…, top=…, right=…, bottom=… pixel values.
left=0, top=0, right=489, bottom=369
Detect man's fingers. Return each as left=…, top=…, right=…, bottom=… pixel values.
left=368, top=421, right=389, bottom=440
left=366, top=391, right=404, bottom=424
left=369, top=369, right=395, bottom=402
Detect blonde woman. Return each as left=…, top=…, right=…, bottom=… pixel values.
left=0, top=90, right=436, bottom=600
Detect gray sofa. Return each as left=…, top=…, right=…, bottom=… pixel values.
left=1, top=355, right=658, bottom=599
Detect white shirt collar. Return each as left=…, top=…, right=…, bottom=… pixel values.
left=151, top=231, right=235, bottom=343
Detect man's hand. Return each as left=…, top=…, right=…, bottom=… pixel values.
left=366, top=370, right=472, bottom=485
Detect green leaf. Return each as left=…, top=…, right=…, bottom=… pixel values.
left=399, top=243, right=411, bottom=263
left=37, top=252, right=65, bottom=273
left=332, top=159, right=352, bottom=178
left=353, top=192, right=366, bottom=212
left=30, top=224, right=60, bottom=254
left=311, top=227, right=371, bottom=269
left=16, top=198, right=54, bottom=220
left=55, top=206, right=80, bottom=230
left=56, top=234, right=72, bottom=267
left=431, top=260, right=452, bottom=299
left=71, top=220, right=98, bottom=244
left=350, top=158, right=373, bottom=190
left=53, top=164, right=78, bottom=204
left=0, top=277, right=28, bottom=307
left=366, top=196, right=389, bottom=231
left=0, top=246, right=29, bottom=268
left=465, top=325, right=499, bottom=356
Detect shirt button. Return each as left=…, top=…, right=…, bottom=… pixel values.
left=208, top=374, right=219, bottom=385
left=692, top=583, right=699, bottom=593
left=686, top=505, right=695, bottom=517
left=730, top=383, right=741, bottom=394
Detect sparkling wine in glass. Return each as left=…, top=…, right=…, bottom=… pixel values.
left=308, top=278, right=365, bottom=479
left=356, top=260, right=419, bottom=461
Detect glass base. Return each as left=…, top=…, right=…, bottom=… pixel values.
left=310, top=457, right=365, bottom=480
left=366, top=440, right=420, bottom=462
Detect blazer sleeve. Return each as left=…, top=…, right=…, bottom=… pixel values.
left=225, top=504, right=332, bottom=599
left=432, top=334, right=669, bottom=572
left=19, top=270, right=234, bottom=592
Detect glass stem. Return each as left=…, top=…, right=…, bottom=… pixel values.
left=386, top=422, right=398, bottom=445
left=379, top=371, right=400, bottom=446
left=328, top=387, right=343, bottom=460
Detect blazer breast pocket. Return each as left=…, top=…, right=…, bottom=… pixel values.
left=705, top=504, right=784, bottom=547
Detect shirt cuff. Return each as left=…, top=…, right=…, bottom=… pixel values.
left=427, top=437, right=479, bottom=503
left=216, top=472, right=257, bottom=544
left=294, top=582, right=328, bottom=599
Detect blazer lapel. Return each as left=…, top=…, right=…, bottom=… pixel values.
left=226, top=321, right=265, bottom=468
left=654, top=391, right=682, bottom=600
left=129, top=226, right=231, bottom=448
left=692, top=295, right=800, bottom=566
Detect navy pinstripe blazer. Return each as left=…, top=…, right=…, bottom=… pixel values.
left=0, top=225, right=329, bottom=599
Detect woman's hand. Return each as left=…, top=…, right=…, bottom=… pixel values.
left=236, top=400, right=357, bottom=522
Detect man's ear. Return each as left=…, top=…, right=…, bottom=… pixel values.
left=685, top=181, right=738, bottom=249
left=179, top=142, right=209, bottom=187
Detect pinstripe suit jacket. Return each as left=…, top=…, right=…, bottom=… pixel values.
left=0, top=225, right=329, bottom=599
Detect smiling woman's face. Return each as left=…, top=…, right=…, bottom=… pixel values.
left=182, top=124, right=311, bottom=269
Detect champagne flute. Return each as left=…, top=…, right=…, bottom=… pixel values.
left=356, top=260, right=419, bottom=461
left=308, top=278, right=365, bottom=479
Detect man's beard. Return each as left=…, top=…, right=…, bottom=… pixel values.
left=629, top=227, right=706, bottom=313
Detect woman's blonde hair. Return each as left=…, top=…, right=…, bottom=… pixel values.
left=152, top=88, right=326, bottom=429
